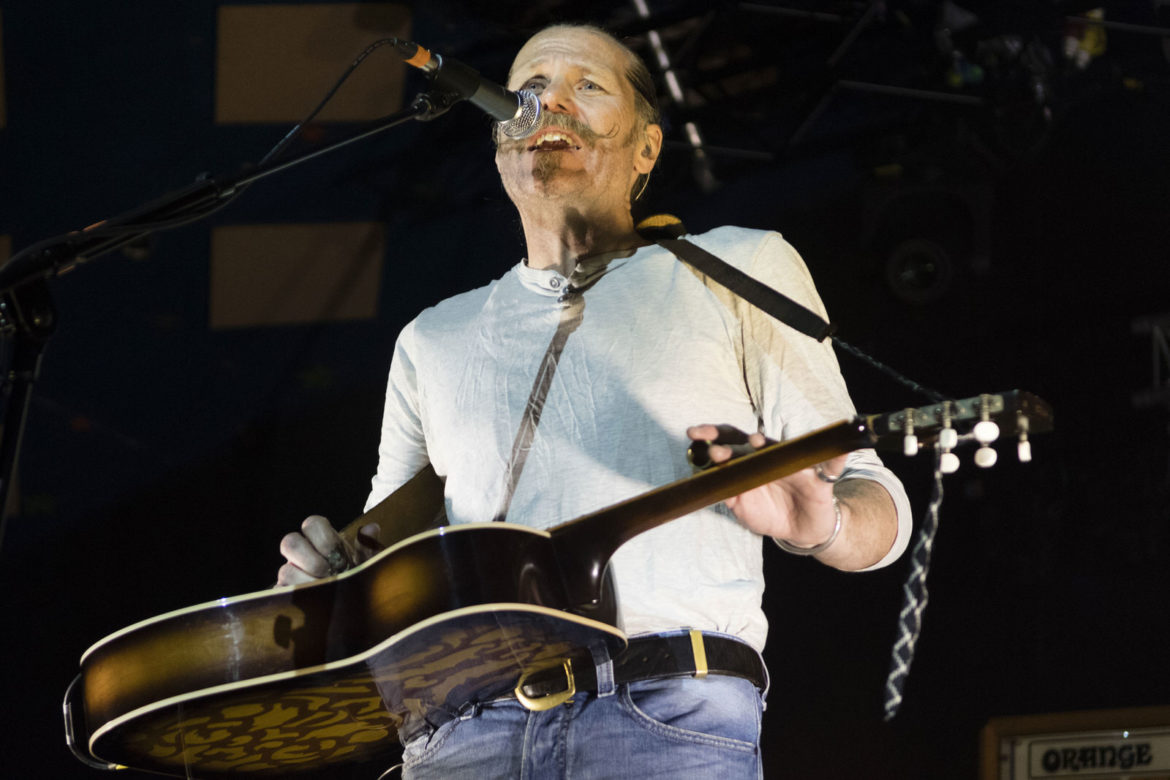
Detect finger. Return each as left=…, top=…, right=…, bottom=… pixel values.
left=708, top=443, right=734, bottom=463
left=355, top=523, right=385, bottom=561
left=303, top=518, right=355, bottom=573
left=689, top=440, right=739, bottom=469
left=686, top=424, right=751, bottom=444
left=358, top=522, right=382, bottom=546
left=279, top=532, right=331, bottom=578
left=276, top=561, right=319, bottom=587
left=703, top=433, right=776, bottom=464
left=691, top=438, right=776, bottom=469
left=813, top=453, right=851, bottom=482
left=301, top=515, right=341, bottom=555
left=687, top=424, right=720, bottom=441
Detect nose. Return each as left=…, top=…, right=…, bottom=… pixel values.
left=539, top=76, right=575, bottom=115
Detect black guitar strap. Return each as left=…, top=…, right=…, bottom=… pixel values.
left=634, top=214, right=837, bottom=343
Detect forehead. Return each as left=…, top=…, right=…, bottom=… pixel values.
left=510, top=28, right=633, bottom=80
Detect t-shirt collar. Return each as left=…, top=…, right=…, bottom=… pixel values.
left=515, top=245, right=643, bottom=296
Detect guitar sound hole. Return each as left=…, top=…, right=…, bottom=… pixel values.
left=273, top=614, right=292, bottom=648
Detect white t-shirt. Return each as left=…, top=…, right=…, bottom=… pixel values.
left=365, top=226, right=912, bottom=651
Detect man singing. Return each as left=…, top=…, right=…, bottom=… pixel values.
left=277, top=23, right=911, bottom=778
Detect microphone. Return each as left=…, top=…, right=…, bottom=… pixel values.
left=396, top=40, right=540, bottom=138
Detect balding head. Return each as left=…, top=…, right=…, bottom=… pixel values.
left=501, top=25, right=661, bottom=203
left=511, top=25, right=660, bottom=131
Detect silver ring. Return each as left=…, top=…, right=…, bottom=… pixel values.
left=325, top=548, right=351, bottom=575
left=814, top=463, right=841, bottom=483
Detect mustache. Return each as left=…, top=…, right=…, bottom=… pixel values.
left=496, top=112, right=615, bottom=150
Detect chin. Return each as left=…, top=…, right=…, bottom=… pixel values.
left=526, top=170, right=583, bottom=197
left=500, top=162, right=591, bottom=202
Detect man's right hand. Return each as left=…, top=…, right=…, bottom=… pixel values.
left=276, top=515, right=381, bottom=587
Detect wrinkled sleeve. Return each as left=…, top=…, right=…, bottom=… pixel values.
left=364, top=320, right=432, bottom=513
left=737, top=232, right=912, bottom=569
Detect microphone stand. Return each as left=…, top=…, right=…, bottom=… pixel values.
left=0, top=88, right=460, bottom=548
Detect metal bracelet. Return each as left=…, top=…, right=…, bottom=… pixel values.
left=774, top=496, right=842, bottom=556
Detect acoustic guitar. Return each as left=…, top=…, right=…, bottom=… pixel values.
left=65, top=390, right=1051, bottom=777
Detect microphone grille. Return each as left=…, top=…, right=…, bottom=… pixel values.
left=498, top=90, right=541, bottom=139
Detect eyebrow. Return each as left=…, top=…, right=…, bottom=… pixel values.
left=512, top=63, right=619, bottom=87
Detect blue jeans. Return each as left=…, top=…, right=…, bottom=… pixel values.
left=400, top=635, right=767, bottom=779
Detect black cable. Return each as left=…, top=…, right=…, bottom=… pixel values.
left=258, top=37, right=404, bottom=166
left=0, top=39, right=413, bottom=549
left=2, top=38, right=409, bottom=282
left=832, top=336, right=948, bottom=404
left=140, top=36, right=406, bottom=237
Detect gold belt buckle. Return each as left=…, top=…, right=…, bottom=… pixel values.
left=514, top=658, right=576, bottom=711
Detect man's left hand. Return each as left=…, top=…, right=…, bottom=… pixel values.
left=686, top=424, right=896, bottom=571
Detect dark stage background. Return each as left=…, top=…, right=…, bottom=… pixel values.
left=1, top=1, right=1168, bottom=778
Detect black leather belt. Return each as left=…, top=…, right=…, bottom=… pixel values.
left=517, top=632, right=766, bottom=701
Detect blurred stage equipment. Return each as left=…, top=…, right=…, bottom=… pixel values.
left=632, top=0, right=718, bottom=192
left=981, top=706, right=1170, bottom=779
left=1132, top=313, right=1170, bottom=410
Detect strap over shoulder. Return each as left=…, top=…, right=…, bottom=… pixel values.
left=635, top=215, right=837, bottom=343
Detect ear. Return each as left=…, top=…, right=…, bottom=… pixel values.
left=634, top=123, right=663, bottom=175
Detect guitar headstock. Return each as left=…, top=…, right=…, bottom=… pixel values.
left=864, top=390, right=1053, bottom=473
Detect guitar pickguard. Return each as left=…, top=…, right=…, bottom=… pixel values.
left=93, top=605, right=623, bottom=776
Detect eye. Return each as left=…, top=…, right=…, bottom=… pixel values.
left=521, top=77, right=546, bottom=93
left=578, top=80, right=603, bottom=92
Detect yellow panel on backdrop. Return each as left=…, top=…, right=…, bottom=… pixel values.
left=209, top=222, right=383, bottom=329
left=217, top=3, right=411, bottom=123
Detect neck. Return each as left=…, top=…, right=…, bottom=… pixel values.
left=519, top=203, right=645, bottom=275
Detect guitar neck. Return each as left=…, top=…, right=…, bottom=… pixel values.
left=343, top=390, right=1051, bottom=611
left=550, top=418, right=874, bottom=608
left=337, top=464, right=446, bottom=549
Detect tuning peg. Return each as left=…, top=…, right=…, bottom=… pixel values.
left=974, top=395, right=999, bottom=467
left=974, top=394, right=1000, bottom=442
left=1017, top=411, right=1032, bottom=462
left=902, top=408, right=918, bottom=457
left=938, top=402, right=959, bottom=473
left=940, top=451, right=961, bottom=474
left=973, top=420, right=1000, bottom=444
left=974, top=446, right=998, bottom=468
